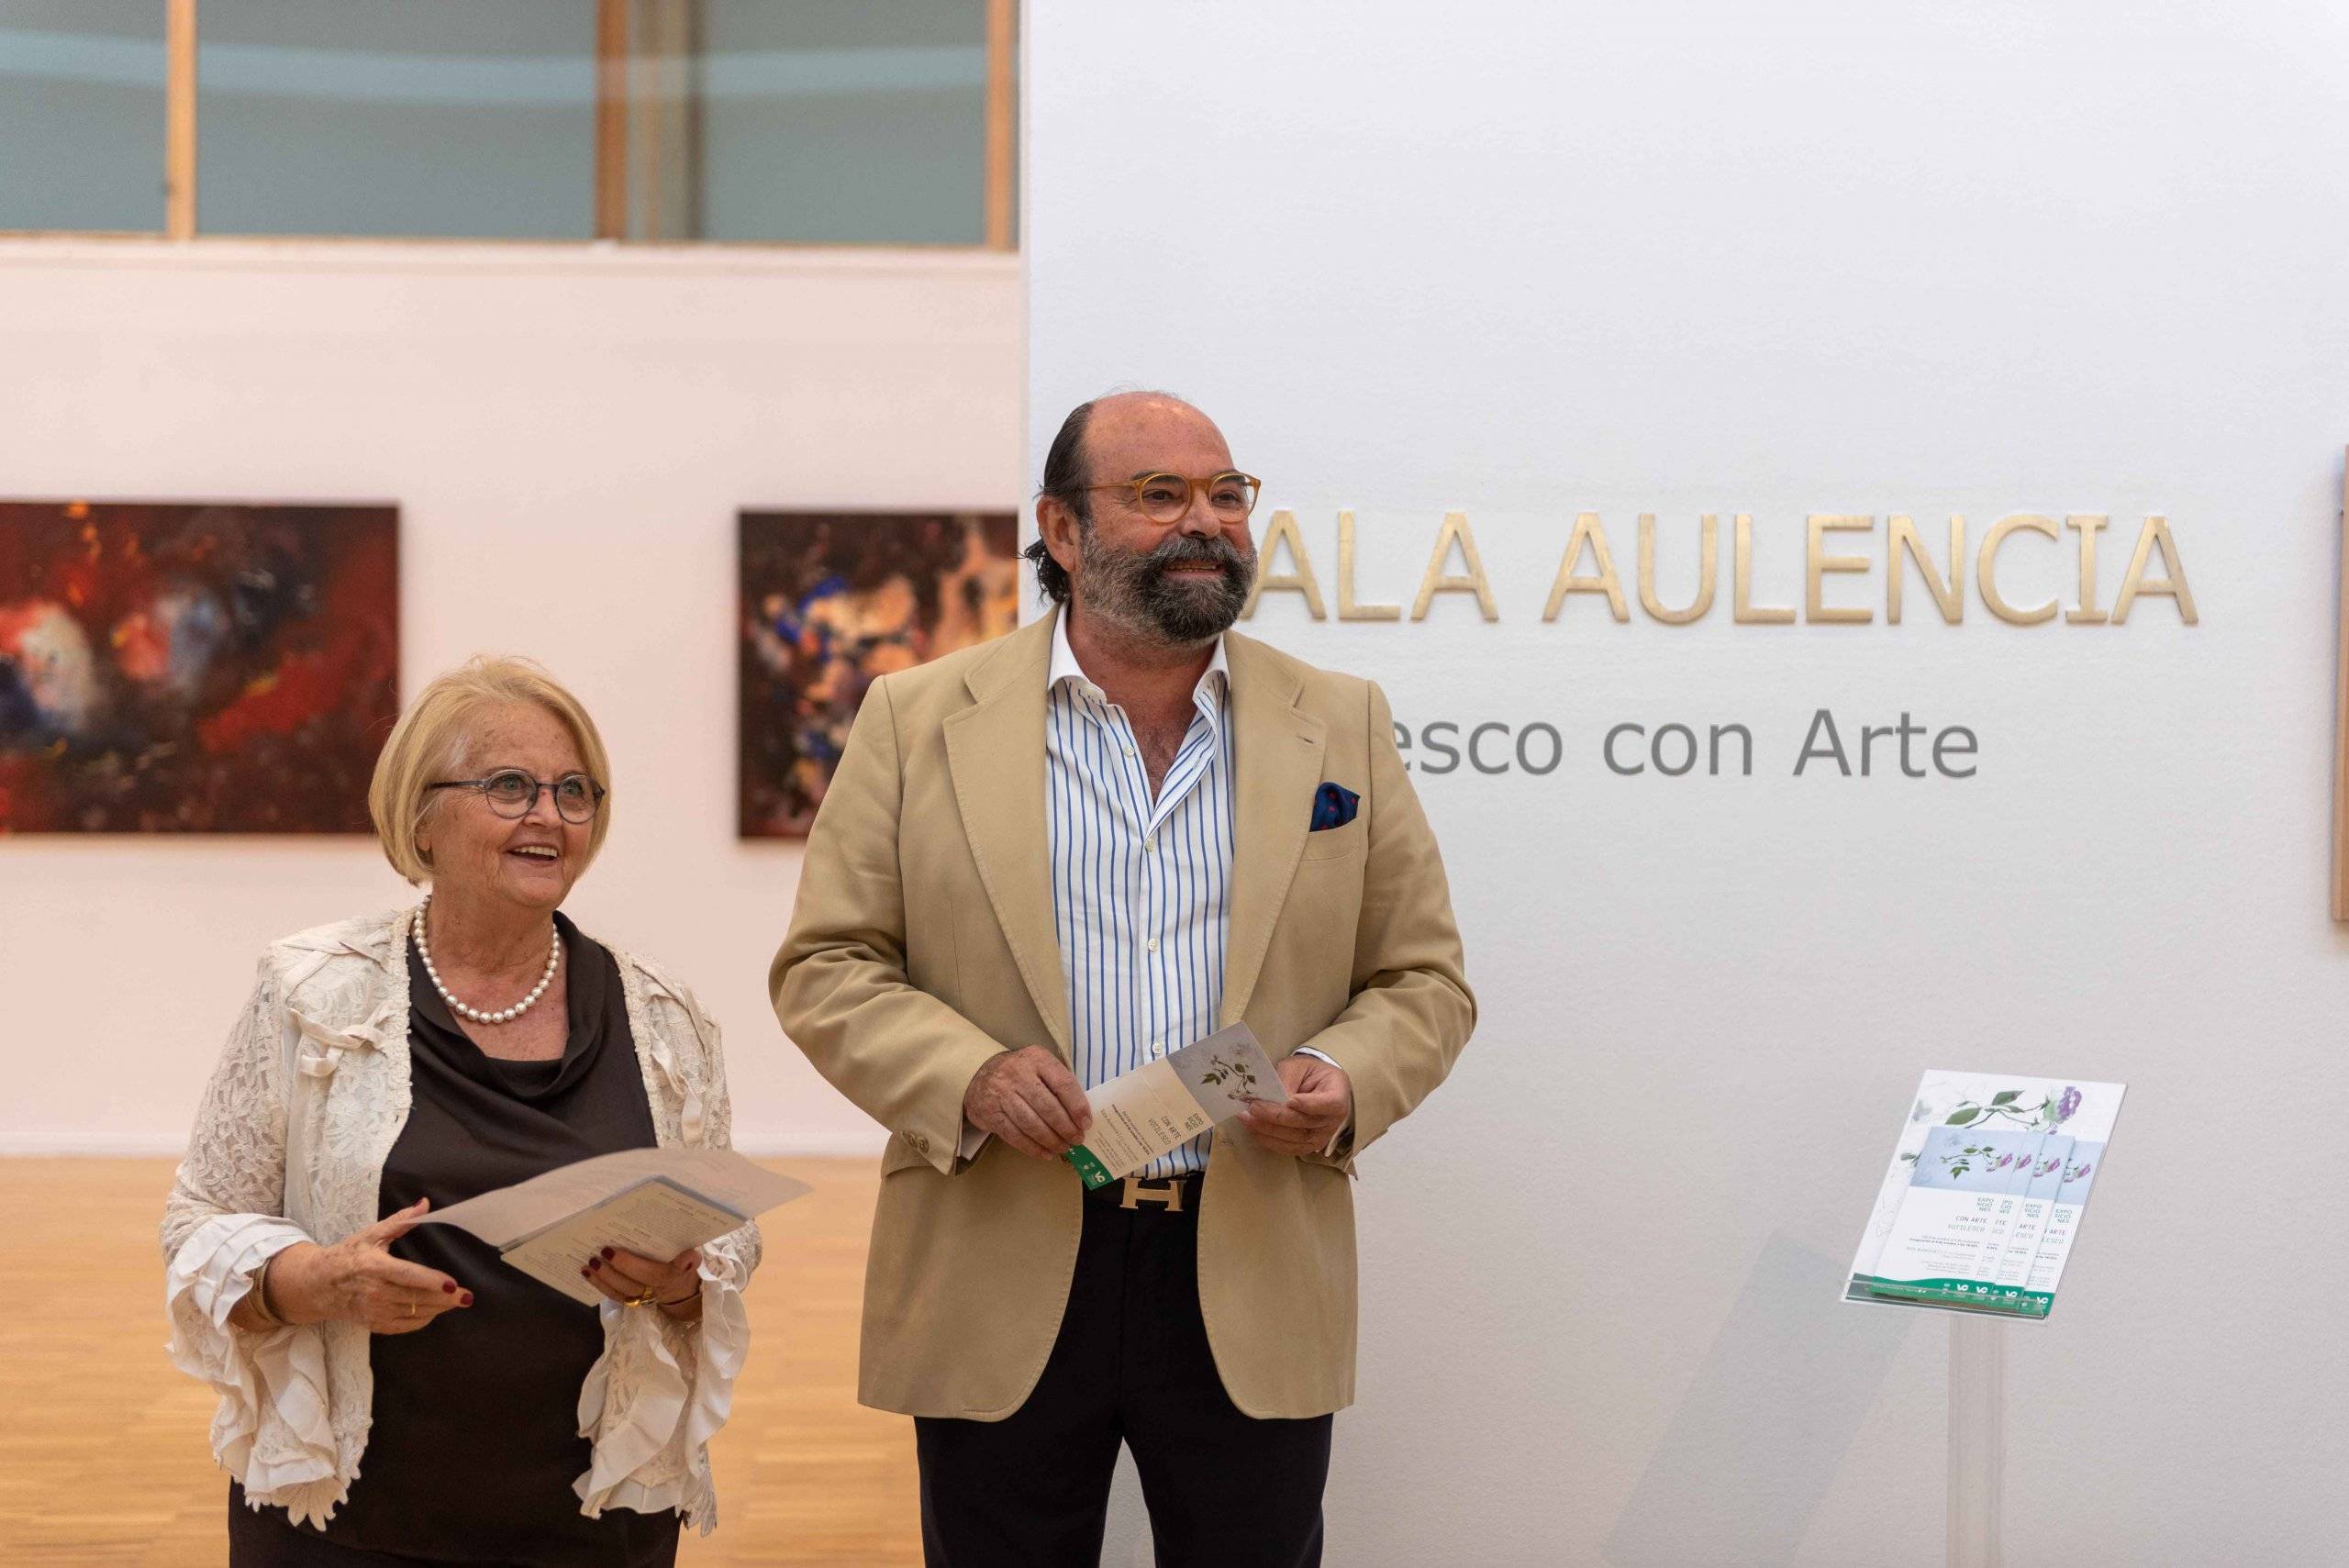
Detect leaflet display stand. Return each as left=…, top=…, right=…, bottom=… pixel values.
left=1842, top=1072, right=2126, bottom=1568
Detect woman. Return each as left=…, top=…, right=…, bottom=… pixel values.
left=161, top=656, right=758, bottom=1566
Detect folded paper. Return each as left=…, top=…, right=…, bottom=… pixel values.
left=423, top=1148, right=808, bottom=1307
left=1063, top=1024, right=1287, bottom=1188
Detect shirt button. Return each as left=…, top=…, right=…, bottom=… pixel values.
left=1143, top=836, right=1156, bottom=853
left=1145, top=937, right=1159, bottom=953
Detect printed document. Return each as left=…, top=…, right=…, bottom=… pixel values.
left=421, top=1147, right=809, bottom=1307
left=1063, top=1024, right=1287, bottom=1188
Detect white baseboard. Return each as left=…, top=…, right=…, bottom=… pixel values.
left=0, top=1129, right=889, bottom=1159
left=0, top=1131, right=194, bottom=1156
left=729, top=1129, right=890, bottom=1159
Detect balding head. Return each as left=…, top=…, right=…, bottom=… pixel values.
left=1040, top=391, right=1227, bottom=508
left=1081, top=392, right=1230, bottom=473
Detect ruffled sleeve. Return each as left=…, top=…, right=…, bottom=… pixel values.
left=159, top=962, right=344, bottom=1524
left=574, top=973, right=763, bottom=1532
left=572, top=1235, right=755, bottom=1529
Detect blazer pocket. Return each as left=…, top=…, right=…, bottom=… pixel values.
left=880, top=1135, right=933, bottom=1176
left=1301, top=815, right=1367, bottom=861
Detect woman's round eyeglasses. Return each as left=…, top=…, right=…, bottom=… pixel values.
left=428, top=770, right=607, bottom=824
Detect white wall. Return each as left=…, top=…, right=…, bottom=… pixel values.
left=1031, top=3, right=2349, bottom=1564
left=0, top=237, right=1022, bottom=1156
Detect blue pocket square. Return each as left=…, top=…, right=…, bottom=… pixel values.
left=1308, top=782, right=1360, bottom=831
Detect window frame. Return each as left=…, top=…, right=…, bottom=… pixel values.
left=0, top=0, right=1018, bottom=251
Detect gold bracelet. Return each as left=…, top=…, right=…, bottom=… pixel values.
left=248, top=1254, right=284, bottom=1329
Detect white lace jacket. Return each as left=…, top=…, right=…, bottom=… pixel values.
left=160, top=909, right=762, bottom=1534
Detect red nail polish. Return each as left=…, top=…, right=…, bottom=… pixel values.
left=441, top=1281, right=456, bottom=1294
left=600, top=1247, right=615, bottom=1261
left=460, top=1292, right=474, bottom=1307
left=586, top=1257, right=601, bottom=1271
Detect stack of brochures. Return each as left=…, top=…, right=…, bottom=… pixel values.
left=1843, top=1071, right=2123, bottom=1319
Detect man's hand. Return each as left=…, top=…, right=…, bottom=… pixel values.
left=1240, top=1054, right=1353, bottom=1158
left=963, top=1046, right=1093, bottom=1159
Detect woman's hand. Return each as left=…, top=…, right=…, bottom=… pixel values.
left=262, top=1199, right=473, bottom=1335
left=582, top=1246, right=704, bottom=1324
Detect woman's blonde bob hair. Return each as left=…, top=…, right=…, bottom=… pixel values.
left=368, top=656, right=613, bottom=885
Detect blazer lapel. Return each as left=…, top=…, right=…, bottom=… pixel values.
left=1220, top=631, right=1327, bottom=1029
left=943, top=616, right=1074, bottom=1059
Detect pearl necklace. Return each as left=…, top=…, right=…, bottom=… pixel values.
left=413, top=898, right=561, bottom=1025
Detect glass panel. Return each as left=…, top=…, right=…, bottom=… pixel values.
left=195, top=0, right=596, bottom=239
left=696, top=0, right=988, bottom=245
left=0, top=1, right=167, bottom=233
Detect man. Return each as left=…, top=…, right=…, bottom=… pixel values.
left=772, top=391, right=1474, bottom=1568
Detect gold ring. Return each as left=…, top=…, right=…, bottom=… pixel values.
left=630, top=1286, right=660, bottom=1308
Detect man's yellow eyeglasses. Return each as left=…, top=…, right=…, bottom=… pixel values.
left=1070, top=471, right=1262, bottom=524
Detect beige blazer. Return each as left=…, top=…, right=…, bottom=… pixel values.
left=772, top=612, right=1473, bottom=1419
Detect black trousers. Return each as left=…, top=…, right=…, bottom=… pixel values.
left=227, top=1484, right=678, bottom=1567
left=914, top=1176, right=1333, bottom=1568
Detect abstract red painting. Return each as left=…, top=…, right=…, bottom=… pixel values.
left=0, top=501, right=399, bottom=832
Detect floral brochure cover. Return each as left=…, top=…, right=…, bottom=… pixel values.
left=1843, top=1072, right=2123, bottom=1318
left=1063, top=1024, right=1286, bottom=1189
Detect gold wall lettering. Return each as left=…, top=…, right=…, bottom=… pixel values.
left=1543, top=511, right=1628, bottom=622
left=1411, top=510, right=1500, bottom=621
left=1805, top=515, right=1874, bottom=625
left=1237, top=511, right=2198, bottom=627
left=2065, top=515, right=2110, bottom=626
left=2111, top=515, right=2198, bottom=625
left=1337, top=510, right=1400, bottom=621
left=1887, top=514, right=1965, bottom=625
left=1732, top=514, right=1797, bottom=624
left=1637, top=513, right=1718, bottom=624
left=1241, top=507, right=1327, bottom=620
left=1977, top=514, right=2062, bottom=626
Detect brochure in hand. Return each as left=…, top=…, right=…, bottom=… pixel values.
left=1063, top=1023, right=1287, bottom=1189
left=421, top=1147, right=809, bottom=1307
left=1843, top=1071, right=2122, bottom=1319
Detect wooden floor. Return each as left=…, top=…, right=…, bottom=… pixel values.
left=0, top=1158, right=920, bottom=1567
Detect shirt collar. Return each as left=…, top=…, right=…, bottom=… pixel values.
left=1049, top=606, right=1230, bottom=710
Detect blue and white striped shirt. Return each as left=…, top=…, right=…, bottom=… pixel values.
left=1046, top=608, right=1235, bottom=1179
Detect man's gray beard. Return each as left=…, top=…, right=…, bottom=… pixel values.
left=1076, top=527, right=1257, bottom=646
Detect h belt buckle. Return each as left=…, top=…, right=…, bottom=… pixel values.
left=1119, top=1175, right=1185, bottom=1214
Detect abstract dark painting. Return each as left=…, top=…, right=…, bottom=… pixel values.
left=740, top=510, right=1018, bottom=838
left=0, top=501, right=399, bottom=832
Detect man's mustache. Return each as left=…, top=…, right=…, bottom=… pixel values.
left=1144, top=536, right=1252, bottom=573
